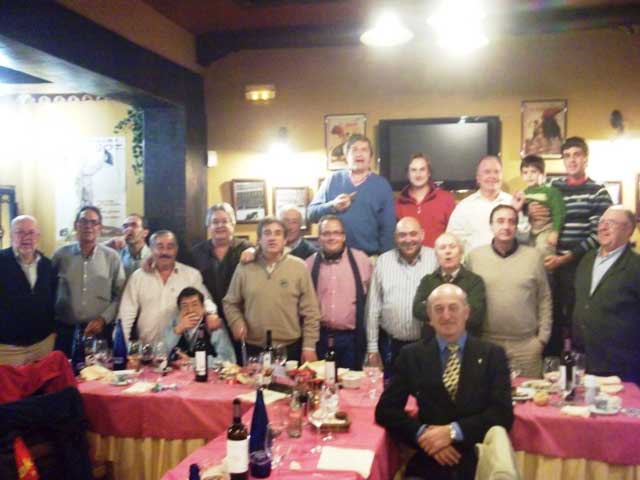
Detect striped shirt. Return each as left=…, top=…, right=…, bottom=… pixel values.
left=365, top=247, right=438, bottom=351
left=549, top=177, right=612, bottom=257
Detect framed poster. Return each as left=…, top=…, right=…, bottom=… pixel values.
left=325, top=113, right=366, bottom=170
left=273, top=187, right=309, bottom=229
left=603, top=181, right=622, bottom=205
left=231, top=179, right=267, bottom=223
left=521, top=99, right=567, bottom=159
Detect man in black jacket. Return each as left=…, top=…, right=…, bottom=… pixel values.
left=376, top=284, right=513, bottom=479
left=0, top=215, right=57, bottom=365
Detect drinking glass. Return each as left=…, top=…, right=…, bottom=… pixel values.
left=141, top=343, right=154, bottom=367
left=153, top=341, right=168, bottom=371
left=307, top=402, right=325, bottom=454
left=94, top=339, right=112, bottom=369
left=273, top=345, right=288, bottom=376
left=83, top=335, right=96, bottom=366
left=543, top=357, right=561, bottom=400
left=573, top=353, right=586, bottom=386
left=128, top=341, right=142, bottom=370
left=267, top=403, right=288, bottom=467
left=363, top=356, right=382, bottom=400
left=246, top=356, right=262, bottom=388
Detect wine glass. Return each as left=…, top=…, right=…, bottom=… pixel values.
left=363, top=356, right=382, bottom=400
left=267, top=403, right=288, bottom=467
left=273, top=345, right=288, bottom=377
left=128, top=341, right=142, bottom=370
left=573, top=353, right=586, bottom=386
left=94, top=339, right=111, bottom=369
left=153, top=341, right=168, bottom=371
left=307, top=401, right=326, bottom=454
left=141, top=343, right=153, bottom=367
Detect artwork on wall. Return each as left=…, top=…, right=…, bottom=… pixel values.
left=603, top=181, right=622, bottom=205
left=231, top=179, right=268, bottom=223
left=325, top=113, right=366, bottom=170
left=273, top=187, right=309, bottom=228
left=521, top=99, right=567, bottom=159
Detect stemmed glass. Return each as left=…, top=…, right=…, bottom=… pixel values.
left=307, top=401, right=326, bottom=454
left=94, top=339, right=111, bottom=369
left=273, top=345, right=288, bottom=377
left=153, top=341, right=168, bottom=372
left=267, top=403, right=289, bottom=468
left=363, top=355, right=382, bottom=400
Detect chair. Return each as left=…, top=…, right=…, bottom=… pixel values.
left=475, top=426, right=521, bottom=480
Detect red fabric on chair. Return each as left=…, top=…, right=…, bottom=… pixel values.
left=0, top=351, right=77, bottom=404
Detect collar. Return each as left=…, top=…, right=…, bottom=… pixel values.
left=73, top=242, right=98, bottom=259
left=258, top=251, right=286, bottom=268
left=349, top=170, right=371, bottom=186
left=398, top=182, right=437, bottom=205
left=491, top=238, right=518, bottom=258
left=395, top=247, right=423, bottom=266
left=436, top=332, right=468, bottom=354
left=13, top=248, right=41, bottom=265
left=439, top=267, right=461, bottom=281
left=127, top=243, right=149, bottom=260
left=566, top=175, right=588, bottom=186
left=288, top=237, right=303, bottom=251
left=321, top=246, right=346, bottom=263
left=597, top=243, right=627, bottom=260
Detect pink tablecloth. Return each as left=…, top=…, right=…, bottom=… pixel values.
left=78, top=370, right=253, bottom=439
left=511, top=382, right=640, bottom=465
left=162, top=401, right=400, bottom=480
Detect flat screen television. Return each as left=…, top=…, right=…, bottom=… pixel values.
left=378, top=116, right=501, bottom=191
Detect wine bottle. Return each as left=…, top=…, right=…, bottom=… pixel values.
left=249, top=389, right=271, bottom=478
left=188, top=463, right=200, bottom=480
left=194, top=323, right=208, bottom=382
left=71, top=325, right=85, bottom=375
left=227, top=398, right=249, bottom=480
left=324, top=334, right=337, bottom=385
left=559, top=337, right=575, bottom=391
left=112, top=319, right=127, bottom=371
left=262, top=330, right=274, bottom=370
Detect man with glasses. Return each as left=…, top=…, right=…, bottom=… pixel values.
left=573, top=206, right=640, bottom=384
left=305, top=215, right=371, bottom=369
left=52, top=206, right=125, bottom=357
left=0, top=215, right=57, bottom=365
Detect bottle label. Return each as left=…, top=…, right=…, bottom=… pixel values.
left=262, top=352, right=272, bottom=370
left=325, top=361, right=336, bottom=384
left=195, top=351, right=207, bottom=375
left=227, top=438, right=249, bottom=473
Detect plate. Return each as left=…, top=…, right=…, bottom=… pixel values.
left=600, top=384, right=623, bottom=394
left=512, top=387, right=535, bottom=401
left=521, top=380, right=552, bottom=390
left=110, top=378, right=132, bottom=386
left=589, top=405, right=621, bottom=415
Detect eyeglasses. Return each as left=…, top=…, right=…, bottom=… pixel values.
left=13, top=230, right=38, bottom=237
left=211, top=219, right=230, bottom=226
left=598, top=219, right=628, bottom=228
left=77, top=218, right=100, bottom=227
left=320, top=230, right=345, bottom=237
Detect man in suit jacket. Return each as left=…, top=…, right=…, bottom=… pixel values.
left=376, top=284, right=513, bottom=479
left=573, top=206, right=640, bottom=384
left=0, top=215, right=57, bottom=365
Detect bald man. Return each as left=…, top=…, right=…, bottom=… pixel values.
left=280, top=205, right=317, bottom=260
left=366, top=217, right=437, bottom=372
left=376, top=284, right=513, bottom=480
left=0, top=215, right=57, bottom=365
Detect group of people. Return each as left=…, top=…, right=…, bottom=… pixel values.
left=2, top=132, right=639, bottom=479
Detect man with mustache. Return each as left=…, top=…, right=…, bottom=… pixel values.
left=365, top=217, right=438, bottom=372
left=305, top=215, right=371, bottom=369
left=224, top=217, right=321, bottom=362
left=119, top=230, right=220, bottom=345
left=467, top=205, right=552, bottom=378
left=309, top=134, right=396, bottom=256
left=0, top=215, right=57, bottom=365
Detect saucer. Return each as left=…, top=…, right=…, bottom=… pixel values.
left=589, top=405, right=621, bottom=415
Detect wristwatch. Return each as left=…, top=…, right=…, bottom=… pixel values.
left=449, top=423, right=456, bottom=441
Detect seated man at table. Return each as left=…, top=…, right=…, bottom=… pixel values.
left=165, top=287, right=236, bottom=365
left=376, top=284, right=513, bottom=480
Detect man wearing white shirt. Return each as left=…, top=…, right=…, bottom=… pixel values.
left=447, top=156, right=514, bottom=253
left=118, top=230, right=220, bottom=345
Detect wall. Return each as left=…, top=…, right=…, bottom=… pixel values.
left=0, top=99, right=143, bottom=255
left=204, top=28, right=640, bottom=241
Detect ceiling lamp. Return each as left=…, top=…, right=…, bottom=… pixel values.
left=360, top=11, right=414, bottom=47
left=245, top=84, right=276, bottom=103
left=428, top=0, right=488, bottom=54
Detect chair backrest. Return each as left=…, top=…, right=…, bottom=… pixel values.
left=474, top=426, right=521, bottom=480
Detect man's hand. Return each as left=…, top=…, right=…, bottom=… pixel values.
left=301, top=350, right=318, bottom=363
left=142, top=255, right=154, bottom=273
left=176, top=310, right=200, bottom=335
left=84, top=317, right=106, bottom=336
left=546, top=230, right=559, bottom=247
left=205, top=313, right=221, bottom=331
left=240, top=247, right=256, bottom=264
left=419, top=425, right=453, bottom=456
left=105, top=237, right=126, bottom=250
left=511, top=191, right=525, bottom=212
left=366, top=352, right=383, bottom=368
left=232, top=323, right=247, bottom=341
left=433, top=446, right=461, bottom=466
left=332, top=193, right=355, bottom=212
left=543, top=251, right=573, bottom=271
left=528, top=201, right=551, bottom=224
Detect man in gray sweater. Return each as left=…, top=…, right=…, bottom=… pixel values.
left=468, top=205, right=552, bottom=378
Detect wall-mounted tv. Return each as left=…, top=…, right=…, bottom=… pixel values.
left=378, top=116, right=501, bottom=191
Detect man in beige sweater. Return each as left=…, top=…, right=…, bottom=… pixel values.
left=467, top=205, right=552, bottom=378
left=223, top=217, right=320, bottom=363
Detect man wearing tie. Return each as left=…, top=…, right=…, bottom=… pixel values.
left=376, top=284, right=513, bottom=479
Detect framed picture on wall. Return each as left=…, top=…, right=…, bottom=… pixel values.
left=231, top=179, right=268, bottom=223
left=521, top=99, right=567, bottom=159
left=603, top=181, right=622, bottom=205
left=273, top=186, right=309, bottom=229
left=325, top=113, right=366, bottom=171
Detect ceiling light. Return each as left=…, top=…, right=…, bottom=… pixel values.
left=361, top=11, right=414, bottom=47
left=428, top=0, right=488, bottom=54
left=245, top=84, right=276, bottom=103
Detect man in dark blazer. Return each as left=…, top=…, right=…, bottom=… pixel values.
left=0, top=215, right=57, bottom=365
left=376, top=284, right=513, bottom=479
left=573, top=206, right=640, bottom=384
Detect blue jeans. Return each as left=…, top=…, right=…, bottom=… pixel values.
left=316, top=328, right=358, bottom=370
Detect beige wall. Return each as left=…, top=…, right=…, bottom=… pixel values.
left=0, top=99, right=143, bottom=255
left=205, top=28, right=640, bottom=241
left=58, top=0, right=202, bottom=74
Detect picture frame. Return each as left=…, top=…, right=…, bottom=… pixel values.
left=603, top=181, right=622, bottom=205
left=230, top=179, right=268, bottom=223
left=637, top=175, right=640, bottom=221
left=521, top=99, right=568, bottom=159
left=273, top=186, right=309, bottom=229
left=325, top=113, right=366, bottom=170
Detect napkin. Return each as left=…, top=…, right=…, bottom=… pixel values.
left=560, top=405, right=591, bottom=418
left=317, top=446, right=374, bottom=478
left=235, top=389, right=288, bottom=405
left=122, top=381, right=156, bottom=394
left=80, top=365, right=111, bottom=381
left=594, top=375, right=622, bottom=386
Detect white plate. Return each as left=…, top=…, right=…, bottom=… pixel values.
left=512, top=387, right=535, bottom=401
left=521, top=380, right=552, bottom=390
left=589, top=405, right=621, bottom=415
left=110, top=378, right=132, bottom=386
left=600, top=384, right=623, bottom=394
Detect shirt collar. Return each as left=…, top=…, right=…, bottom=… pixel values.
left=73, top=242, right=98, bottom=259
left=13, top=248, right=41, bottom=265
left=289, top=237, right=303, bottom=251
left=597, top=243, right=627, bottom=260
left=436, top=332, right=468, bottom=353
left=439, top=267, right=461, bottom=281
left=566, top=175, right=588, bottom=186
left=491, top=238, right=518, bottom=258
